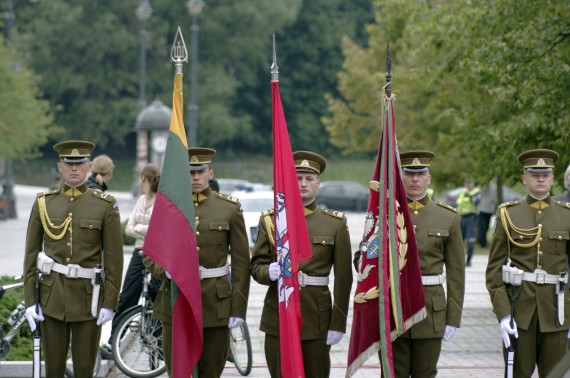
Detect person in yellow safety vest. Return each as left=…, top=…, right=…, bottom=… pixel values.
left=456, top=178, right=481, bottom=266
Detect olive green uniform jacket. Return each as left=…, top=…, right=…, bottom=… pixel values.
left=23, top=184, right=123, bottom=321
left=407, top=197, right=464, bottom=338
left=250, top=201, right=353, bottom=339
left=486, top=195, right=570, bottom=332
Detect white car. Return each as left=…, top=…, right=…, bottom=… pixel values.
left=232, top=190, right=274, bottom=249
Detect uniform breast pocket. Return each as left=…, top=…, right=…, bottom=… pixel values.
left=312, top=235, right=335, bottom=258
left=548, top=231, right=569, bottom=255
left=427, top=228, right=449, bottom=250
left=209, top=222, right=230, bottom=244
left=80, top=219, right=102, bottom=244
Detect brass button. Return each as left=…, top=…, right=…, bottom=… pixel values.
left=559, top=236, right=562, bottom=240
left=89, top=225, right=93, bottom=229
left=437, top=232, right=441, bottom=236
left=70, top=198, right=75, bottom=202
left=68, top=213, right=73, bottom=216
left=197, top=247, right=200, bottom=251
left=322, top=240, right=326, bottom=245
left=539, top=237, right=543, bottom=241
left=195, top=216, right=199, bottom=220
left=194, top=203, right=198, bottom=207
left=538, top=224, right=542, bottom=227
left=519, top=235, right=523, bottom=239
left=538, top=251, right=543, bottom=255
left=66, top=257, right=70, bottom=262
left=414, top=211, right=418, bottom=215
left=67, top=243, right=71, bottom=247
left=537, top=210, right=542, bottom=214
left=218, top=226, right=222, bottom=230
left=196, top=231, right=200, bottom=236
left=537, top=265, right=542, bottom=269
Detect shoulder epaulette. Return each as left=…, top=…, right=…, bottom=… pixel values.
left=436, top=201, right=457, bottom=213
left=322, top=208, right=344, bottom=219
left=262, top=208, right=275, bottom=216
left=92, top=191, right=115, bottom=203
left=554, top=200, right=570, bottom=210
left=498, top=200, right=520, bottom=209
left=217, top=193, right=239, bottom=204
left=37, top=189, right=59, bottom=198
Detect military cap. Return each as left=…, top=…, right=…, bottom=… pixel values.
left=188, top=147, right=216, bottom=172
left=53, top=140, right=95, bottom=163
left=293, top=151, right=326, bottom=174
left=400, top=150, right=436, bottom=172
left=517, top=149, right=558, bottom=172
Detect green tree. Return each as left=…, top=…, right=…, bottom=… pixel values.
left=0, top=36, right=55, bottom=159
left=325, top=0, right=570, bottom=187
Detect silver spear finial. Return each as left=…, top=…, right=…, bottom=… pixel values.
left=385, top=37, right=392, bottom=98
left=271, top=34, right=279, bottom=83
left=170, top=26, right=188, bottom=74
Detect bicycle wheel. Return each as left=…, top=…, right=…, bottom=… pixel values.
left=64, top=348, right=101, bottom=377
left=229, top=322, right=252, bottom=376
left=112, top=305, right=166, bottom=378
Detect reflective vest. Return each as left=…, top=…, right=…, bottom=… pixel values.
left=456, top=187, right=480, bottom=215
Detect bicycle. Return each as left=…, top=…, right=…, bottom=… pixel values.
left=0, top=278, right=26, bottom=361
left=228, top=320, right=252, bottom=376
left=112, top=267, right=166, bottom=377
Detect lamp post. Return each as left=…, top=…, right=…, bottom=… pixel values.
left=136, top=0, right=152, bottom=111
left=186, top=0, right=204, bottom=147
left=1, top=0, right=17, bottom=219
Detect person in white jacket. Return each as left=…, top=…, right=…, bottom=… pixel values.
left=101, top=163, right=162, bottom=356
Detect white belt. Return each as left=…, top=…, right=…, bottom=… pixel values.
left=521, top=270, right=559, bottom=285
left=199, top=265, right=229, bottom=280
left=46, top=262, right=95, bottom=279
left=521, top=269, right=567, bottom=326
left=421, top=274, right=445, bottom=286
left=298, top=272, right=329, bottom=287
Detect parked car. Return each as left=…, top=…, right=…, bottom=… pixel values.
left=444, top=186, right=521, bottom=208
left=217, top=178, right=251, bottom=194
left=316, top=181, right=369, bottom=212
left=231, top=190, right=274, bottom=249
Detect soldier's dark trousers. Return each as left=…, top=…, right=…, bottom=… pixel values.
left=391, top=334, right=442, bottom=378
left=197, top=326, right=230, bottom=377
left=508, top=310, right=568, bottom=377
left=41, top=314, right=101, bottom=377
left=264, top=334, right=331, bottom=378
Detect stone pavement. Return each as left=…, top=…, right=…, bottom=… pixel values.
left=0, top=186, right=541, bottom=377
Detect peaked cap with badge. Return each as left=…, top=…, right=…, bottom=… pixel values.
left=293, top=150, right=327, bottom=174
left=400, top=150, right=436, bottom=172
left=53, top=140, right=95, bottom=163
left=517, top=148, right=559, bottom=172
left=188, top=147, right=216, bottom=172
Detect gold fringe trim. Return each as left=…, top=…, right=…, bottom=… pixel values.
left=345, top=341, right=379, bottom=378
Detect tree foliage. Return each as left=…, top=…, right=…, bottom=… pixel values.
left=325, top=0, right=570, bottom=187
left=0, top=36, right=55, bottom=158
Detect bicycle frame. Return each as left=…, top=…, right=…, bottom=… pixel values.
left=0, top=280, right=25, bottom=360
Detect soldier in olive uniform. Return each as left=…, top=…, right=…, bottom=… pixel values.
left=23, top=140, right=123, bottom=377
left=486, top=149, right=570, bottom=377
left=146, top=147, right=250, bottom=377
left=385, top=151, right=465, bottom=378
left=250, top=151, right=353, bottom=378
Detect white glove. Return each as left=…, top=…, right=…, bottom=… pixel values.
left=499, top=315, right=518, bottom=348
left=268, top=262, right=279, bottom=281
left=326, top=330, right=344, bottom=346
left=228, top=317, right=245, bottom=329
left=25, top=305, right=44, bottom=332
left=443, top=325, right=456, bottom=342
left=97, top=308, right=114, bottom=325
left=165, top=271, right=172, bottom=279
left=568, top=328, right=570, bottom=339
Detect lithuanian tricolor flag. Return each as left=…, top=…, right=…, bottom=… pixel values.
left=144, top=71, right=203, bottom=376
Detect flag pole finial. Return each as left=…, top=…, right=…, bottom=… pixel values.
left=385, top=38, right=392, bottom=97
left=271, top=34, right=279, bottom=83
left=171, top=27, right=189, bottom=74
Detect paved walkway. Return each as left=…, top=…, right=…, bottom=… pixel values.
left=0, top=186, right=540, bottom=377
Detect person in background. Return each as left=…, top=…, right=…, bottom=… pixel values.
left=23, top=140, right=123, bottom=376
left=486, top=149, right=570, bottom=377
left=456, top=178, right=481, bottom=267
left=101, top=163, right=162, bottom=357
left=553, top=164, right=570, bottom=202
left=390, top=150, right=465, bottom=378
left=250, top=150, right=353, bottom=378
left=87, top=154, right=114, bottom=192
left=209, top=178, right=220, bottom=192
left=477, top=182, right=497, bottom=248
